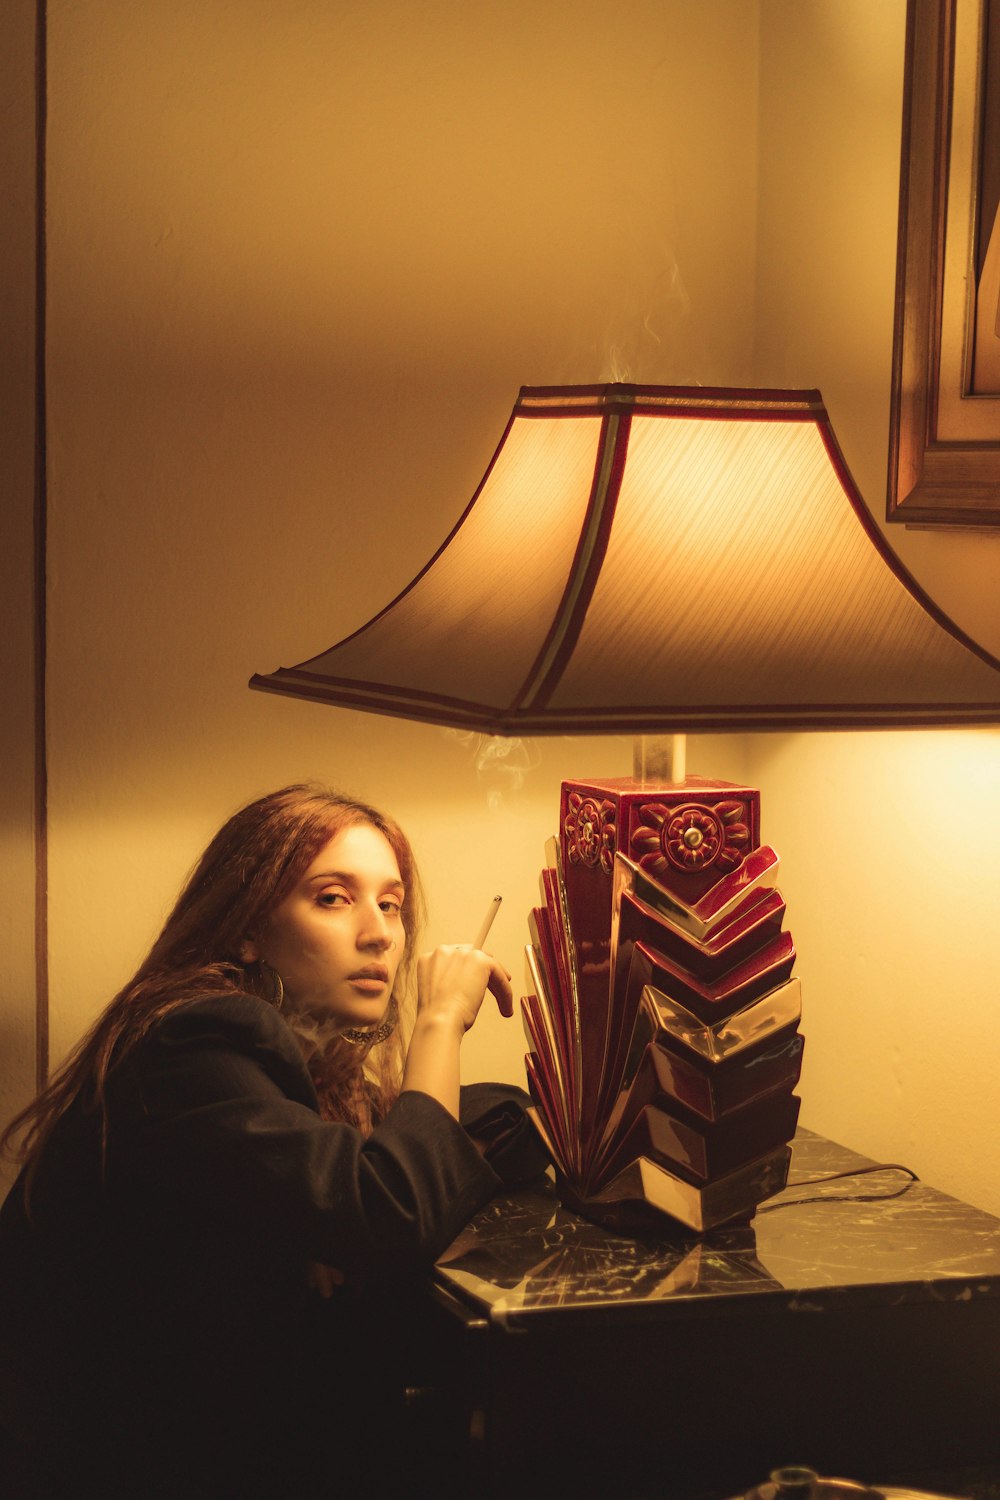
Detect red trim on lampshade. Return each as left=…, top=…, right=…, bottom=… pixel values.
left=251, top=666, right=505, bottom=717
left=816, top=418, right=1000, bottom=676
left=249, top=667, right=1000, bottom=733
left=516, top=383, right=828, bottom=422
left=511, top=410, right=633, bottom=711
left=295, top=408, right=519, bottom=661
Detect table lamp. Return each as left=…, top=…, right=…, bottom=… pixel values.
left=251, top=384, right=1000, bottom=1234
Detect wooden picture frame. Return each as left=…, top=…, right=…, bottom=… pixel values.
left=888, top=0, right=1000, bottom=527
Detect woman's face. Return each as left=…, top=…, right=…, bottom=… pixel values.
left=245, top=822, right=406, bottom=1028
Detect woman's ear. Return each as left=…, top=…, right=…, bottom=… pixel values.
left=239, top=938, right=260, bottom=964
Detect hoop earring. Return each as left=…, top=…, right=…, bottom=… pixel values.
left=341, top=995, right=398, bottom=1048
left=260, top=960, right=285, bottom=1011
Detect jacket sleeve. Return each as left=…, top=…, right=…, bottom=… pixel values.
left=459, top=1081, right=551, bottom=1185
left=108, top=994, right=502, bottom=1275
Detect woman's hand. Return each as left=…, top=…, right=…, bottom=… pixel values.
left=401, top=945, right=513, bottom=1119
left=415, top=944, right=513, bottom=1032
left=307, top=1261, right=345, bottom=1298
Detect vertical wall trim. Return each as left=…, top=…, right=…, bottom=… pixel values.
left=34, top=0, right=48, bottom=1091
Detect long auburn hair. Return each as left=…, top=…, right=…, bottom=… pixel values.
left=1, top=784, right=424, bottom=1182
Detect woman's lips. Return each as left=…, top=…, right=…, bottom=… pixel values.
left=347, top=965, right=388, bottom=993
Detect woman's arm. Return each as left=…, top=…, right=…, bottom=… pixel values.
left=111, top=994, right=506, bottom=1275
left=401, top=945, right=513, bottom=1118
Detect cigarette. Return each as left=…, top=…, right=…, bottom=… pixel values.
left=473, top=895, right=503, bottom=949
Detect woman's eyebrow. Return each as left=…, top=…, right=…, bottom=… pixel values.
left=307, top=871, right=405, bottom=892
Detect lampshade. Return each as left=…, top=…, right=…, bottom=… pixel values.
left=250, top=384, right=1000, bottom=732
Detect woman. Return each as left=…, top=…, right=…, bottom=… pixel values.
left=0, top=785, right=546, bottom=1499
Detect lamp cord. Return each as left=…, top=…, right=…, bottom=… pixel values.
left=758, top=1162, right=920, bottom=1212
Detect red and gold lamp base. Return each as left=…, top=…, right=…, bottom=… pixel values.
left=522, top=776, right=803, bottom=1235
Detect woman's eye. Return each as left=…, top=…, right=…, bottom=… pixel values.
left=380, top=899, right=403, bottom=916
left=317, top=891, right=349, bottom=908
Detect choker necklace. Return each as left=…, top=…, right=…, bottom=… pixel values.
left=340, top=996, right=398, bottom=1048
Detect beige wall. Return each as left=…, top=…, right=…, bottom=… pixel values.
left=754, top=1, right=1000, bottom=1213
left=0, top=0, right=41, bottom=1188
left=43, top=1, right=756, bottom=1090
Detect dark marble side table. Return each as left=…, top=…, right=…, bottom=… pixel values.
left=417, top=1129, right=1000, bottom=1500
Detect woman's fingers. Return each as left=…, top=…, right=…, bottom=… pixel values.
left=485, top=958, right=514, bottom=1018
left=416, top=944, right=514, bottom=1028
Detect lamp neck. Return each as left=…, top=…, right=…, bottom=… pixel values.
left=632, top=733, right=687, bottom=786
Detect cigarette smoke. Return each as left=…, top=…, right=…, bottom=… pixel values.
left=600, top=239, right=692, bottom=385
left=440, top=729, right=542, bottom=812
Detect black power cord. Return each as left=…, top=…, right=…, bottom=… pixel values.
left=758, top=1162, right=920, bottom=1212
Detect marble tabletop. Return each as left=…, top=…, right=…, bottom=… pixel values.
left=435, top=1128, right=1000, bottom=1325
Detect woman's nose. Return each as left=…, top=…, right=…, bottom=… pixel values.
left=358, top=903, right=392, bottom=949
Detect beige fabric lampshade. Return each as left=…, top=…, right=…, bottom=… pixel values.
left=251, top=385, right=1000, bottom=732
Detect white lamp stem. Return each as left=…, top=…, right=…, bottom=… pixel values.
left=632, top=733, right=687, bottom=785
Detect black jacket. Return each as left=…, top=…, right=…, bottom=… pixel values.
left=0, top=993, right=545, bottom=1498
